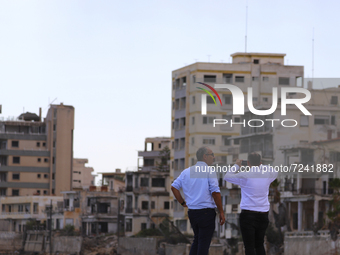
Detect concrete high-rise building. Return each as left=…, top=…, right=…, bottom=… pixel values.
left=72, top=158, right=95, bottom=190
left=0, top=103, right=74, bottom=196
left=170, top=52, right=304, bottom=235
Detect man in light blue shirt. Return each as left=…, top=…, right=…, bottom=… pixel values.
left=171, top=147, right=225, bottom=255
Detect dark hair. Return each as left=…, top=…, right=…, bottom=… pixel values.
left=248, top=152, right=261, bottom=166
left=196, top=147, right=208, bottom=161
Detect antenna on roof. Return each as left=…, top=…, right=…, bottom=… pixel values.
left=245, top=0, right=248, bottom=52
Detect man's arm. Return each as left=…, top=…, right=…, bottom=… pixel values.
left=171, top=186, right=187, bottom=207
left=212, top=192, right=225, bottom=225
left=223, top=159, right=242, bottom=185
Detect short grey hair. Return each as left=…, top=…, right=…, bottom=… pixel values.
left=196, top=147, right=208, bottom=161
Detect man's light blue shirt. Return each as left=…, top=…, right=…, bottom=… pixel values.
left=171, top=161, right=220, bottom=209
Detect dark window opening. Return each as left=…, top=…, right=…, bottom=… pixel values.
left=37, top=158, right=41, bottom=162
left=331, top=96, right=338, bottom=105
left=253, top=59, right=259, bottom=64
left=144, top=159, right=154, bottom=166
left=12, top=174, right=20, bottom=180
left=164, top=201, right=170, bottom=209
left=204, top=75, right=216, bottom=83
left=12, top=189, right=19, bottom=196
left=36, top=142, right=40, bottom=147
left=142, top=201, right=149, bottom=210
left=235, top=76, right=244, bottom=83
left=11, top=141, right=19, bottom=148
left=140, top=178, right=149, bottom=187
left=279, top=77, right=290, bottom=85
left=152, top=178, right=165, bottom=187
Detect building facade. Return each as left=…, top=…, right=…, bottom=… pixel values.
left=72, top=158, right=95, bottom=190
left=0, top=103, right=74, bottom=196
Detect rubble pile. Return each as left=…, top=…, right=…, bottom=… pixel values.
left=82, top=235, right=117, bottom=255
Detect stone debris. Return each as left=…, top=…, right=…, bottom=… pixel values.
left=82, top=235, right=117, bottom=255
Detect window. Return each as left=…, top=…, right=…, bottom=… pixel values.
left=253, top=59, right=259, bottom=64
left=222, top=136, right=231, bottom=146
left=11, top=141, right=19, bottom=148
left=203, top=116, right=215, bottom=124
left=37, top=158, right=41, bottom=162
left=192, top=116, right=195, bottom=125
left=37, top=190, right=40, bottom=194
left=36, top=142, right=40, bottom=147
left=44, top=158, right=48, bottom=163
left=52, top=157, right=55, bottom=164
left=331, top=116, right=336, bottom=125
left=43, top=142, right=46, bottom=147
left=140, top=178, right=149, bottom=187
left=192, top=96, right=195, bottom=104
left=203, top=138, right=215, bottom=145
left=204, top=75, right=216, bottom=83
left=331, top=96, right=338, bottom=105
left=235, top=76, right=244, bottom=83
left=252, top=77, right=259, bottom=81
left=43, top=190, right=47, bottom=195
left=52, top=189, right=55, bottom=195
left=144, top=159, right=154, bottom=166
left=279, top=77, right=290, bottom=85
left=234, top=139, right=240, bottom=145
left=253, top=97, right=258, bottom=102
left=52, top=173, right=55, bottom=180
left=224, top=95, right=232, bottom=105
left=192, top=75, right=196, bottom=84
left=234, top=117, right=241, bottom=122
left=223, top=73, right=233, bottom=83
left=53, top=124, right=56, bottom=131
left=263, top=97, right=268, bottom=102
left=182, top=77, right=187, bottom=86
left=300, top=116, right=309, bottom=127
left=12, top=174, right=20, bottom=180
left=150, top=201, right=155, bottom=209
left=314, top=116, right=329, bottom=125
left=141, top=223, right=147, bottom=230
left=53, top=141, right=56, bottom=148
left=12, top=189, right=19, bottom=196
left=126, top=219, right=132, bottom=232
left=191, top=137, right=194, bottom=145
left=207, top=95, right=216, bottom=104
left=37, top=174, right=41, bottom=178
left=152, top=178, right=165, bottom=187
left=33, top=203, right=38, bottom=213
left=232, top=204, right=238, bottom=212
left=141, top=201, right=149, bottom=210
left=262, top=77, right=269, bottom=82
left=44, top=174, right=48, bottom=178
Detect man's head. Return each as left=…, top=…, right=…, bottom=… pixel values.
left=196, top=146, right=215, bottom=166
left=247, top=152, right=261, bottom=166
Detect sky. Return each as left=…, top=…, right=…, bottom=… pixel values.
left=0, top=0, right=339, bottom=178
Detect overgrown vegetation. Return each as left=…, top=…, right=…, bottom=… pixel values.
left=156, top=146, right=170, bottom=172
left=61, top=224, right=76, bottom=236
left=327, top=178, right=340, bottom=240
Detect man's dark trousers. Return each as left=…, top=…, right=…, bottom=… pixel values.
left=188, top=208, right=216, bottom=255
left=239, top=210, right=269, bottom=255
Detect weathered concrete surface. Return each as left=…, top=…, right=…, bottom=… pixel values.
left=0, top=231, right=23, bottom=251
left=118, top=237, right=162, bottom=255
left=285, top=235, right=340, bottom=255
left=53, top=236, right=82, bottom=254
left=164, top=243, right=186, bottom=255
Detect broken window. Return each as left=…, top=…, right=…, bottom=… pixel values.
left=223, top=73, right=233, bottom=83
left=235, top=76, right=244, bottom=83
left=331, top=96, right=338, bottom=105
left=140, top=178, right=149, bottom=187
left=204, top=75, right=216, bottom=83
left=164, top=201, right=169, bottom=209
left=144, top=159, right=154, bottom=166
left=152, top=178, right=165, bottom=187
left=279, top=77, right=290, bottom=85
left=141, top=201, right=148, bottom=210
left=314, top=116, right=329, bottom=125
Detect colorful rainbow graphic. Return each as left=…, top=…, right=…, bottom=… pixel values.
left=196, top=82, right=223, bottom=106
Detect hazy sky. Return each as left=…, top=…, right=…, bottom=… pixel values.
left=0, top=0, right=339, bottom=177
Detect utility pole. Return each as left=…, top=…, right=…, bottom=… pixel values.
left=49, top=200, right=52, bottom=255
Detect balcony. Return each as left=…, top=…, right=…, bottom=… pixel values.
left=125, top=208, right=133, bottom=213
left=138, top=151, right=161, bottom=157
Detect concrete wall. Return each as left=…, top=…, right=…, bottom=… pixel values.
left=285, top=234, right=340, bottom=255
left=53, top=236, right=82, bottom=254
left=118, top=237, right=161, bottom=255
left=0, top=231, right=23, bottom=251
